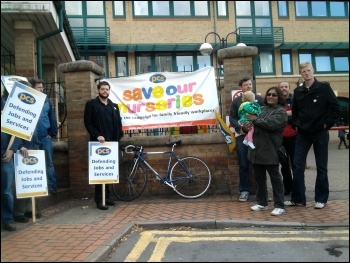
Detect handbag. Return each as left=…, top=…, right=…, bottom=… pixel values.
left=278, top=145, right=288, bottom=164
left=282, top=123, right=297, bottom=138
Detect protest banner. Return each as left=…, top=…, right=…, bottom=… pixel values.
left=103, top=66, right=219, bottom=130
left=216, top=112, right=236, bottom=153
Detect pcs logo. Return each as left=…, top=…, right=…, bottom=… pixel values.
left=18, top=92, right=36, bottom=104
left=149, top=74, right=166, bottom=83
left=22, top=156, right=38, bottom=165
left=96, top=147, right=111, bottom=155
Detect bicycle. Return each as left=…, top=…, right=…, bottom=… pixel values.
left=112, top=140, right=211, bottom=201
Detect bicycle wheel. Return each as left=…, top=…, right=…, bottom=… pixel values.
left=170, top=156, right=211, bottom=198
left=112, top=160, right=147, bottom=201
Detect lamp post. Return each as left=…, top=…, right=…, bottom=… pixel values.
left=199, top=31, right=243, bottom=55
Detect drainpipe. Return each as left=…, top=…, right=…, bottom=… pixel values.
left=36, top=4, right=64, bottom=79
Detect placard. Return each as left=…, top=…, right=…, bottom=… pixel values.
left=14, top=150, right=48, bottom=198
left=88, top=141, right=119, bottom=184
left=1, top=81, right=46, bottom=141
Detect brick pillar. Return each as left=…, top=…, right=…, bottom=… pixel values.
left=58, top=60, right=105, bottom=198
left=14, top=21, right=36, bottom=78
left=217, top=46, right=258, bottom=195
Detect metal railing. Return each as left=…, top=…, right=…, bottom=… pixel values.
left=237, top=27, right=284, bottom=45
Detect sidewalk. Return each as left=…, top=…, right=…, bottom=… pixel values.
left=1, top=143, right=349, bottom=262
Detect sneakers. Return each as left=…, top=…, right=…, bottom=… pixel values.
left=284, top=201, right=306, bottom=206
left=314, top=202, right=325, bottom=209
left=24, top=211, right=42, bottom=219
left=49, top=187, right=57, bottom=194
left=251, top=204, right=268, bottom=211
left=3, top=223, right=16, bottom=231
left=14, top=215, right=29, bottom=223
left=243, top=139, right=248, bottom=146
left=239, top=192, right=249, bottom=202
left=271, top=208, right=285, bottom=216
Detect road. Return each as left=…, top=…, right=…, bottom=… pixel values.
left=105, top=226, right=349, bottom=262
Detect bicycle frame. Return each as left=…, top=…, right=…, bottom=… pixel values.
left=125, top=142, right=190, bottom=190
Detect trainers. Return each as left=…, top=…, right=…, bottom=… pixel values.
left=251, top=204, right=268, bottom=211
left=97, top=203, right=109, bottom=210
left=247, top=141, right=256, bottom=149
left=243, top=139, right=248, bottom=146
left=49, top=187, right=57, bottom=194
left=271, top=208, right=285, bottom=216
left=314, top=202, right=325, bottom=209
left=106, top=199, right=116, bottom=206
left=14, top=215, right=29, bottom=223
left=284, top=201, right=306, bottom=206
left=24, top=211, right=42, bottom=219
left=239, top=192, right=249, bottom=202
left=4, top=223, right=16, bottom=231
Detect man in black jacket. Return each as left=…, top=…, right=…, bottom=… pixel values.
left=285, top=62, right=341, bottom=209
left=84, top=81, right=123, bottom=210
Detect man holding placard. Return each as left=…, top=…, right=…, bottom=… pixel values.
left=84, top=81, right=123, bottom=210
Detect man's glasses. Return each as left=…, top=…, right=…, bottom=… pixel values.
left=267, top=93, right=278, bottom=97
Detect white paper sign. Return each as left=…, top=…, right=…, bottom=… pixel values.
left=1, top=75, right=29, bottom=93
left=1, top=82, right=46, bottom=141
left=88, top=141, right=119, bottom=184
left=14, top=150, right=48, bottom=198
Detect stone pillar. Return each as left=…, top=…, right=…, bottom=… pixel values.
left=14, top=21, right=36, bottom=78
left=217, top=46, right=258, bottom=117
left=217, top=45, right=258, bottom=195
left=58, top=60, right=105, bottom=197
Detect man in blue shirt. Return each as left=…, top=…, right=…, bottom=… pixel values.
left=29, top=78, right=58, bottom=194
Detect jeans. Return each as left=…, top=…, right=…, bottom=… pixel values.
left=253, top=164, right=285, bottom=208
left=280, top=136, right=296, bottom=194
left=39, top=136, right=57, bottom=189
left=1, top=158, right=15, bottom=226
left=94, top=184, right=111, bottom=204
left=235, top=135, right=250, bottom=193
left=292, top=130, right=329, bottom=205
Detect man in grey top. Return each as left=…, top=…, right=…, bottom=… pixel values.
left=229, top=76, right=264, bottom=202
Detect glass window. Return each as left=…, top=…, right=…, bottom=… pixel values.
left=334, top=51, right=349, bottom=71
left=217, top=1, right=227, bottom=17
left=259, top=51, right=273, bottom=73
left=155, top=54, right=172, bottom=72
left=116, top=54, right=128, bottom=77
left=236, top=1, right=251, bottom=16
left=114, top=1, right=125, bottom=16
left=137, top=54, right=151, bottom=74
left=176, top=56, right=193, bottom=72
left=255, top=18, right=271, bottom=27
left=194, top=1, right=209, bottom=16
left=86, top=1, right=104, bottom=15
left=311, top=1, right=327, bottom=16
left=174, top=1, right=191, bottom=15
left=295, top=1, right=308, bottom=16
left=89, top=55, right=106, bottom=70
left=236, top=18, right=252, bottom=29
left=65, top=1, right=82, bottom=15
left=86, top=18, right=105, bottom=27
left=299, top=53, right=312, bottom=64
left=134, top=1, right=149, bottom=16
left=281, top=52, right=292, bottom=74
left=152, top=1, right=170, bottom=16
left=67, top=18, right=84, bottom=27
left=315, top=55, right=331, bottom=72
left=197, top=55, right=211, bottom=69
left=254, top=1, right=270, bottom=16
left=330, top=2, right=346, bottom=16
left=278, top=1, right=288, bottom=17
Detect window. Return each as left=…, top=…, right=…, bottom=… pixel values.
left=298, top=50, right=349, bottom=73
left=133, top=1, right=210, bottom=17
left=278, top=1, right=289, bottom=18
left=295, top=1, right=348, bottom=17
left=281, top=51, right=292, bottom=74
left=113, top=1, right=125, bottom=17
left=89, top=55, right=106, bottom=70
left=136, top=52, right=211, bottom=74
left=217, top=1, right=228, bottom=17
left=65, top=1, right=106, bottom=27
left=115, top=53, right=128, bottom=77
left=235, top=1, right=271, bottom=29
left=254, top=50, right=274, bottom=75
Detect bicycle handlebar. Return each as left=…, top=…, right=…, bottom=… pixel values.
left=122, top=140, right=182, bottom=154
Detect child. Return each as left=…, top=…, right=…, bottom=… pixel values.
left=238, top=91, right=262, bottom=149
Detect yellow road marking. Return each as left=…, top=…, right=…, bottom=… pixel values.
left=124, top=230, right=349, bottom=262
